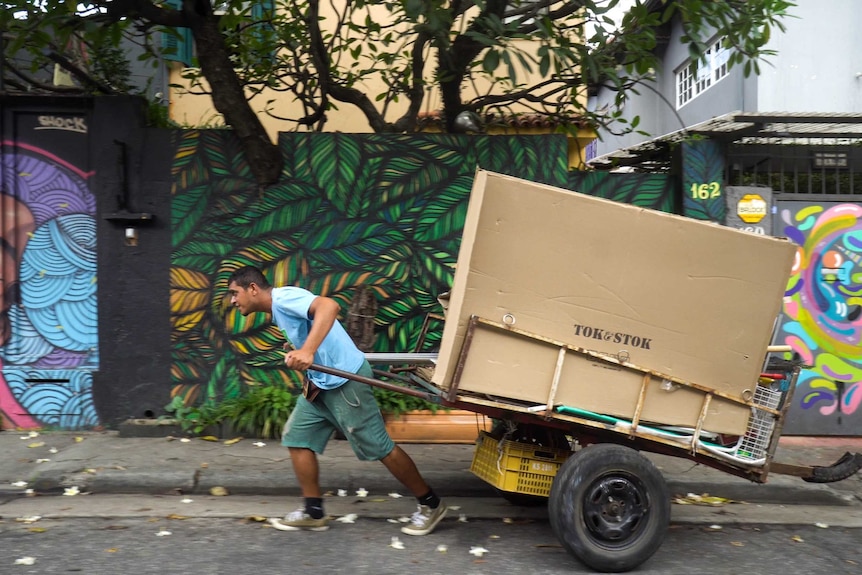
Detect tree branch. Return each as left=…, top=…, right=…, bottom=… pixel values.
left=47, top=50, right=116, bottom=94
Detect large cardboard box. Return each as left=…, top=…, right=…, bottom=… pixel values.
left=433, top=171, right=796, bottom=435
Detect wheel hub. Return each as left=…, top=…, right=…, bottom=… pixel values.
left=583, top=474, right=648, bottom=545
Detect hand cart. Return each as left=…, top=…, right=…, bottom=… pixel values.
left=309, top=315, right=862, bottom=573
left=308, top=171, right=861, bottom=572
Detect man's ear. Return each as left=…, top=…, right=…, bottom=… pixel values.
left=248, top=282, right=259, bottom=296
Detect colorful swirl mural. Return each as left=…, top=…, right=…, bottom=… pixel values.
left=778, top=202, right=862, bottom=431
left=0, top=145, right=99, bottom=429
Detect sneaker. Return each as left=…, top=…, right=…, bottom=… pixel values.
left=400, top=503, right=448, bottom=536
left=268, top=508, right=329, bottom=532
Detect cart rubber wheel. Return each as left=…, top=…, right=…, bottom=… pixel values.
left=549, top=443, right=670, bottom=573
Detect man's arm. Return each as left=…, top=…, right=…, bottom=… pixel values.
left=284, top=296, right=340, bottom=371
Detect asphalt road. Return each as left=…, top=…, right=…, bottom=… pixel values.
left=2, top=514, right=860, bottom=574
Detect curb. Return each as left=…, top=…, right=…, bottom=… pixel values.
left=11, top=471, right=858, bottom=508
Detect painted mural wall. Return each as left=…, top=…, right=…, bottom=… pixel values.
left=567, top=171, right=675, bottom=212
left=776, top=201, right=862, bottom=434
left=1, top=111, right=856, bottom=438
left=169, top=132, right=571, bottom=405
left=0, top=112, right=99, bottom=430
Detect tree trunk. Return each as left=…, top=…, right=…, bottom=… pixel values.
left=189, top=12, right=282, bottom=187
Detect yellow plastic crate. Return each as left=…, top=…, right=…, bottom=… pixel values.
left=470, top=430, right=573, bottom=497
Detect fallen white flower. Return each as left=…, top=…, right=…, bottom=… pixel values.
left=14, top=557, right=36, bottom=565
left=355, top=488, right=368, bottom=498
left=24, top=489, right=35, bottom=497
left=181, top=498, right=194, bottom=504
left=16, top=515, right=41, bottom=524
left=337, top=489, right=348, bottom=497
left=458, top=514, right=468, bottom=523
left=815, top=522, right=829, bottom=529
left=11, top=481, right=27, bottom=488
left=436, top=545, right=448, bottom=553
left=388, top=492, right=403, bottom=499
left=469, top=546, right=489, bottom=557
left=336, top=514, right=358, bottom=524
left=155, top=530, right=172, bottom=537
left=63, top=486, right=80, bottom=496
left=28, top=431, right=39, bottom=438
left=35, top=459, right=50, bottom=463
left=48, top=447, right=58, bottom=454
left=180, top=438, right=191, bottom=443
left=708, top=524, right=723, bottom=531
left=387, top=519, right=399, bottom=524
left=390, top=536, right=405, bottom=550
left=449, top=505, right=461, bottom=511
left=253, top=441, right=266, bottom=448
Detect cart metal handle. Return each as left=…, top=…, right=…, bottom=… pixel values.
left=309, top=363, right=441, bottom=403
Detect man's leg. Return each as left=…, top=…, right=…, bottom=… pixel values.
left=331, top=374, right=447, bottom=536
left=289, top=446, right=322, bottom=497
left=270, top=399, right=333, bottom=531
left=380, top=444, right=429, bottom=496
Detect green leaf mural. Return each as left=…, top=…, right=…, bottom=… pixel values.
left=681, top=139, right=726, bottom=222
left=567, top=172, right=674, bottom=212
left=297, top=134, right=363, bottom=216
left=170, top=131, right=673, bottom=405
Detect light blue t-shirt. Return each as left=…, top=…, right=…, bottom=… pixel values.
left=270, top=286, right=365, bottom=390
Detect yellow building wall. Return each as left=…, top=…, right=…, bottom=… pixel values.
left=166, top=6, right=594, bottom=170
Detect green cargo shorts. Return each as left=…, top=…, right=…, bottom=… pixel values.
left=281, top=362, right=395, bottom=461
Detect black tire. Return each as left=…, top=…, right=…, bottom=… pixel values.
left=548, top=443, right=670, bottom=573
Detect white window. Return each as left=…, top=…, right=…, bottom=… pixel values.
left=676, top=37, right=730, bottom=109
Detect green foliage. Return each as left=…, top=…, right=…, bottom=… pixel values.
left=164, top=385, right=298, bottom=438
left=1, top=0, right=795, bottom=136
left=146, top=101, right=180, bottom=128
left=163, top=395, right=222, bottom=435
left=372, top=387, right=442, bottom=416
left=214, top=385, right=298, bottom=439
left=87, top=36, right=132, bottom=93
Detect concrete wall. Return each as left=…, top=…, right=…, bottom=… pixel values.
left=757, top=0, right=862, bottom=112
left=592, top=0, right=862, bottom=159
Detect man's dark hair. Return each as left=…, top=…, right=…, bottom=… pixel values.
left=228, top=266, right=272, bottom=289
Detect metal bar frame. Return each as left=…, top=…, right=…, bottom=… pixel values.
left=451, top=315, right=779, bottom=415
left=309, top=314, right=814, bottom=483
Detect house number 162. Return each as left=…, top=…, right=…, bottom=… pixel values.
left=690, top=182, right=721, bottom=199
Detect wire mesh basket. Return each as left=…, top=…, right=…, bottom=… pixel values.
left=735, top=386, right=783, bottom=461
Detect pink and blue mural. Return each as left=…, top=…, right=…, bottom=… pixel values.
left=777, top=201, right=862, bottom=433
left=0, top=143, right=99, bottom=429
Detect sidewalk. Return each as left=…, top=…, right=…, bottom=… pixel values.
left=1, top=430, right=861, bottom=509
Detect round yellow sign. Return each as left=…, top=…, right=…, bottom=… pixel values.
left=737, top=194, right=767, bottom=223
